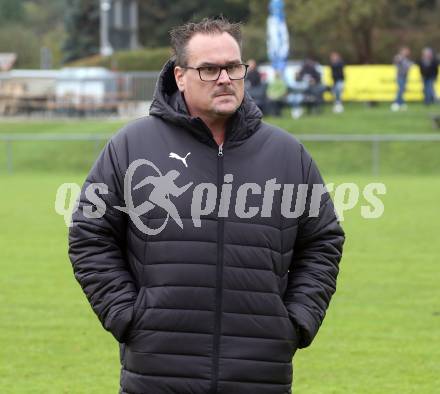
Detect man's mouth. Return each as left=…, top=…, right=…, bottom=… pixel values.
left=215, top=92, right=234, bottom=97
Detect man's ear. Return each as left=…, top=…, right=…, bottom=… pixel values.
left=174, top=66, right=185, bottom=92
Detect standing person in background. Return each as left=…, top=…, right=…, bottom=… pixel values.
left=391, top=46, right=413, bottom=112
left=295, top=58, right=326, bottom=115
left=418, top=47, right=438, bottom=105
left=245, top=59, right=262, bottom=88
left=297, top=58, right=321, bottom=86
left=329, top=52, right=345, bottom=113
left=245, top=59, right=267, bottom=114
left=267, top=70, right=288, bottom=116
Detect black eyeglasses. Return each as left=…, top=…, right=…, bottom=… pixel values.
left=182, top=63, right=249, bottom=81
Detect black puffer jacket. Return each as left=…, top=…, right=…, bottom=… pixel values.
left=68, top=59, right=345, bottom=394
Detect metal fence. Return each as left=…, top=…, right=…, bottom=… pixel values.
left=294, top=133, right=440, bottom=175
left=1, top=133, right=440, bottom=174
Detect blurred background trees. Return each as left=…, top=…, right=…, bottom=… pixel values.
left=281, top=0, right=440, bottom=63
left=0, top=0, right=439, bottom=69
left=0, top=0, right=65, bottom=68
left=63, top=0, right=99, bottom=63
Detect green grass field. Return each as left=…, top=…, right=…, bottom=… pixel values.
left=1, top=104, right=439, bottom=393
left=0, top=173, right=439, bottom=393
left=1, top=103, right=439, bottom=174
left=0, top=102, right=438, bottom=135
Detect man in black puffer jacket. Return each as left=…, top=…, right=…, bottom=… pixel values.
left=68, top=17, right=345, bottom=394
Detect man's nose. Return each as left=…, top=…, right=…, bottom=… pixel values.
left=217, top=68, right=232, bottom=84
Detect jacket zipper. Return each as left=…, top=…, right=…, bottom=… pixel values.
left=211, top=142, right=224, bottom=394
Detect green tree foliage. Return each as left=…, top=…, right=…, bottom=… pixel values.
left=69, top=47, right=172, bottom=71
left=1, top=0, right=439, bottom=69
left=137, top=0, right=250, bottom=47
left=0, top=0, right=65, bottom=68
left=0, top=24, right=39, bottom=68
left=61, top=0, right=250, bottom=64
left=24, top=0, right=66, bottom=67
left=0, top=0, right=24, bottom=24
left=62, top=0, right=99, bottom=63
left=282, top=0, right=440, bottom=64
left=285, top=0, right=390, bottom=63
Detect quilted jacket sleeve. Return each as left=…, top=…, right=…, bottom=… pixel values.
left=68, top=139, right=137, bottom=343
left=284, top=145, right=345, bottom=349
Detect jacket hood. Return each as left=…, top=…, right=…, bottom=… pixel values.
left=149, top=58, right=263, bottom=147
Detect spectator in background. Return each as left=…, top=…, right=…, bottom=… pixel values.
left=329, top=52, right=345, bottom=113
left=286, top=70, right=308, bottom=119
left=297, top=58, right=322, bottom=85
left=295, top=58, right=326, bottom=116
left=266, top=70, right=288, bottom=116
left=391, top=46, right=413, bottom=112
left=245, top=59, right=261, bottom=88
left=418, top=47, right=438, bottom=105
left=245, top=59, right=267, bottom=114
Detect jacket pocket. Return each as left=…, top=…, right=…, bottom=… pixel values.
left=277, top=295, right=300, bottom=352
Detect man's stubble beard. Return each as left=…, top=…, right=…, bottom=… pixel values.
left=210, top=94, right=242, bottom=117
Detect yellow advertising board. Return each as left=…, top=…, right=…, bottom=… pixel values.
left=322, top=65, right=440, bottom=102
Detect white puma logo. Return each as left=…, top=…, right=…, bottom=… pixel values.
left=169, top=152, right=191, bottom=168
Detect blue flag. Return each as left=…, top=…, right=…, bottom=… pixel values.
left=267, top=0, right=290, bottom=72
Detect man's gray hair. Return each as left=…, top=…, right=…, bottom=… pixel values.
left=170, top=16, right=242, bottom=67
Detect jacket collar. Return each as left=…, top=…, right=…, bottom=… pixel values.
left=149, top=58, right=262, bottom=147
